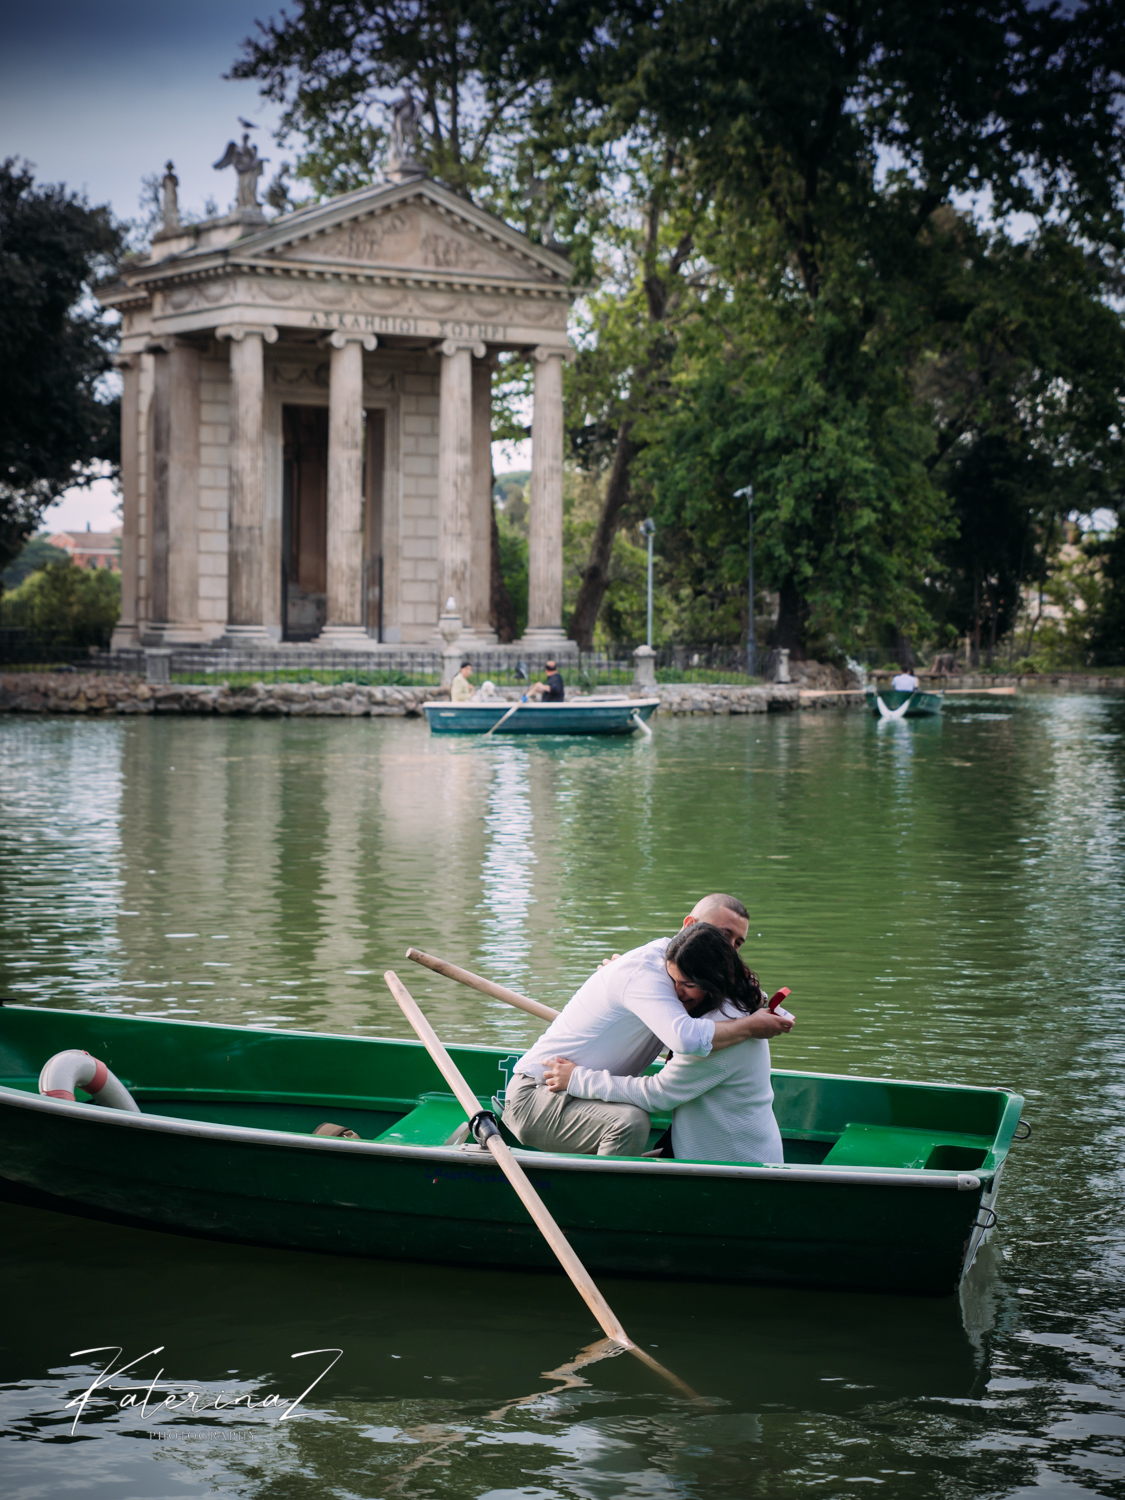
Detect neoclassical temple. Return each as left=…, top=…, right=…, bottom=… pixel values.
left=101, top=150, right=575, bottom=648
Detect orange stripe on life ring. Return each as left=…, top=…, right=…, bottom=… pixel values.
left=86, top=1059, right=109, bottom=1095
left=45, top=1089, right=76, bottom=1101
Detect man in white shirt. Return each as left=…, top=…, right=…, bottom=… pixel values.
left=891, top=667, right=919, bottom=692
left=502, top=894, right=792, bottom=1156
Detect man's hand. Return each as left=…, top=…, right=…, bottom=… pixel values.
left=711, top=1009, right=795, bottom=1050
left=543, top=1057, right=576, bottom=1093
left=597, top=954, right=623, bottom=969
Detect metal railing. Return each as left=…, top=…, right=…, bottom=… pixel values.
left=0, top=630, right=101, bottom=671
left=2, top=636, right=767, bottom=687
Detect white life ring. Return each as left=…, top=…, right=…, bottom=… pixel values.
left=39, top=1050, right=141, bottom=1112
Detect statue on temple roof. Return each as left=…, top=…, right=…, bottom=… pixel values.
left=387, top=87, right=425, bottom=179
left=161, top=162, right=180, bottom=232
left=213, top=132, right=267, bottom=211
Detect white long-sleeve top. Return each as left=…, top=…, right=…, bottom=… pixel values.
left=566, top=1002, right=784, bottom=1164
left=513, top=938, right=715, bottom=1083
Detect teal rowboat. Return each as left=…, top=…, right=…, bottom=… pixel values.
left=423, top=697, right=659, bottom=735
left=0, top=1005, right=1022, bottom=1294
left=866, top=687, right=945, bottom=719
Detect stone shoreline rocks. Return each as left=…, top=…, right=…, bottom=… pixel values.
left=0, top=674, right=858, bottom=717
left=3, top=670, right=1119, bottom=718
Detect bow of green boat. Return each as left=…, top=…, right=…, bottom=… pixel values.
left=0, top=1005, right=1023, bottom=1294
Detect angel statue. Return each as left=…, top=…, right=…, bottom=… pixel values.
left=387, top=87, right=424, bottom=177
left=213, top=132, right=267, bottom=210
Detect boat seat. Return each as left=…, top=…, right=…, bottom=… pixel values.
left=821, top=1123, right=991, bottom=1171
left=373, top=1093, right=472, bottom=1147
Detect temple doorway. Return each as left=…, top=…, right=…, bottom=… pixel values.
left=281, top=405, right=327, bottom=640
left=281, top=405, right=387, bottom=642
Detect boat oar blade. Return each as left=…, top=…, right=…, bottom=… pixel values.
left=405, top=947, right=560, bottom=1022
left=383, top=970, right=703, bottom=1403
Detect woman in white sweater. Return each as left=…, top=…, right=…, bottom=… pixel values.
left=542, top=923, right=787, bottom=1164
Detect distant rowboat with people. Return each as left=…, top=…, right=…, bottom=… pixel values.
left=423, top=697, right=660, bottom=735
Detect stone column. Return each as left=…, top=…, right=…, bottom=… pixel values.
left=110, top=353, right=140, bottom=648
left=145, top=337, right=204, bottom=643
left=470, top=356, right=497, bottom=641
left=525, top=346, right=568, bottom=644
left=321, top=330, right=376, bottom=645
left=435, top=338, right=484, bottom=640
left=217, top=324, right=277, bottom=643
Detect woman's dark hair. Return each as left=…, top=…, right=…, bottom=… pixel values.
left=665, top=923, right=765, bottom=1015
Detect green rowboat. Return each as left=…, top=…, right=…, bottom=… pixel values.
left=866, top=687, right=945, bottom=719
left=0, top=1004, right=1022, bottom=1295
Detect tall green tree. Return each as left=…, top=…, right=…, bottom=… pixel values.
left=231, top=0, right=562, bottom=220
left=512, top=0, right=1125, bottom=651
left=0, top=160, right=123, bottom=575
left=922, top=225, right=1125, bottom=662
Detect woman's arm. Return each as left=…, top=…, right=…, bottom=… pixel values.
left=545, top=1049, right=736, bottom=1111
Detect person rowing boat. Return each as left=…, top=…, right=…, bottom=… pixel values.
left=502, top=894, right=793, bottom=1157
left=543, top=923, right=785, bottom=1164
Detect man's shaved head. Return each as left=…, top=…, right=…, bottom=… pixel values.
left=689, top=893, right=749, bottom=923
left=683, top=893, right=749, bottom=949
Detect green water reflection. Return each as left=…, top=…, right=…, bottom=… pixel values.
left=1, top=697, right=1124, bottom=1498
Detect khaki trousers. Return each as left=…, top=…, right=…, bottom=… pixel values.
left=503, top=1073, right=650, bottom=1157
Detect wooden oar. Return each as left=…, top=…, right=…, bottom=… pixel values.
left=406, top=946, right=560, bottom=1022
left=383, top=970, right=699, bottom=1400
left=484, top=699, right=523, bottom=737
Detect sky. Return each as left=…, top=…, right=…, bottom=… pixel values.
left=2, top=1, right=292, bottom=531
left=1, top=1, right=534, bottom=531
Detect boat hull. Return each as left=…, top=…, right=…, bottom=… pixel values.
left=0, top=1006, right=1020, bottom=1294
left=867, top=688, right=945, bottom=718
left=424, top=698, right=659, bottom=735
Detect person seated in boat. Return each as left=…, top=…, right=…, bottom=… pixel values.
left=542, top=923, right=786, bottom=1165
left=450, top=662, right=474, bottom=703
left=526, top=659, right=565, bottom=701
left=502, top=904, right=792, bottom=1158
left=891, top=666, right=919, bottom=693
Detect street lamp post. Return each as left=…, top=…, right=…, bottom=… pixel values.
left=734, top=485, right=755, bottom=675
left=639, top=517, right=656, bottom=649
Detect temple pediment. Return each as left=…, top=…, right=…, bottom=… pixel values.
left=240, top=179, right=568, bottom=287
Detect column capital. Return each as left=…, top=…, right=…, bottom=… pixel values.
left=112, top=352, right=140, bottom=370
left=217, top=323, right=278, bottom=344
left=320, top=330, right=377, bottom=351
left=433, top=338, right=486, bottom=359
left=531, top=344, right=574, bottom=364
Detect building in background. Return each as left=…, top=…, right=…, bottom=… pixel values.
left=99, top=150, right=575, bottom=650
left=47, top=525, right=122, bottom=571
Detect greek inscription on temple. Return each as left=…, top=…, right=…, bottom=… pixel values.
left=306, top=310, right=508, bottom=341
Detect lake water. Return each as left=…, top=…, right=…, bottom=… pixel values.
left=1, top=696, right=1123, bottom=1500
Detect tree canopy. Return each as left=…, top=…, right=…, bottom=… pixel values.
left=235, top=0, right=1125, bottom=658
left=0, top=160, right=124, bottom=575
